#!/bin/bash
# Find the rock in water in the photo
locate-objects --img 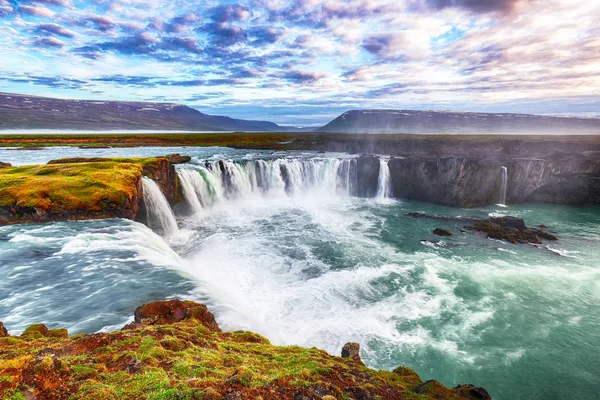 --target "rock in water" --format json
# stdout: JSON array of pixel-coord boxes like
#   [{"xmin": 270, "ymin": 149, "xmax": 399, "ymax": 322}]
[
  {"xmin": 467, "ymin": 216, "xmax": 558, "ymax": 244},
  {"xmin": 433, "ymin": 228, "xmax": 453, "ymax": 236}
]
